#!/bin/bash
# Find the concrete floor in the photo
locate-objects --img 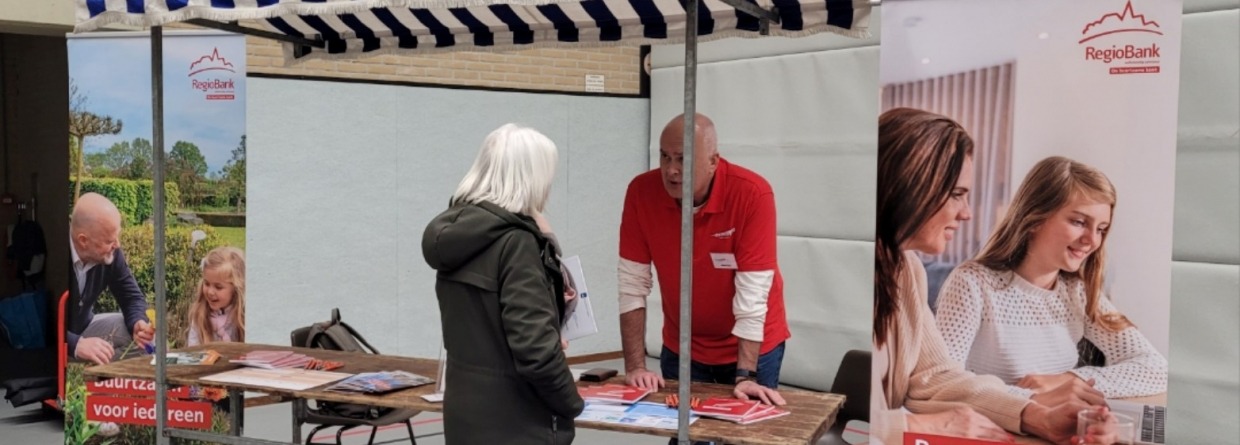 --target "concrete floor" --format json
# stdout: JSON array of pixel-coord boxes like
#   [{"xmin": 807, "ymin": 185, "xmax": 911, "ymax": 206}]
[{"xmin": 1, "ymin": 357, "xmax": 868, "ymax": 444}]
